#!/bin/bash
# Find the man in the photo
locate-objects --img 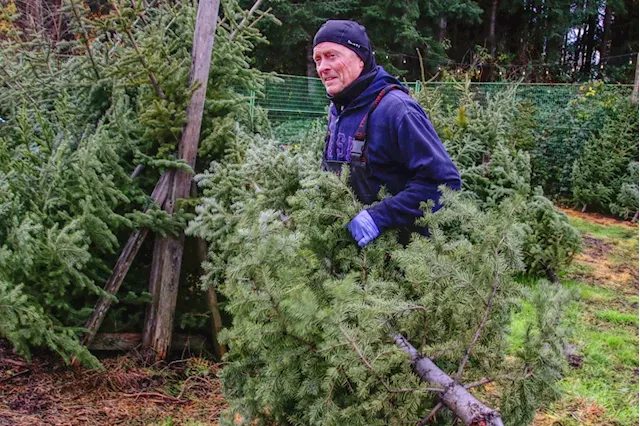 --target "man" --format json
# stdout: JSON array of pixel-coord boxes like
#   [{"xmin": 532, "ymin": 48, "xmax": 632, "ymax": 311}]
[{"xmin": 312, "ymin": 20, "xmax": 461, "ymax": 247}]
